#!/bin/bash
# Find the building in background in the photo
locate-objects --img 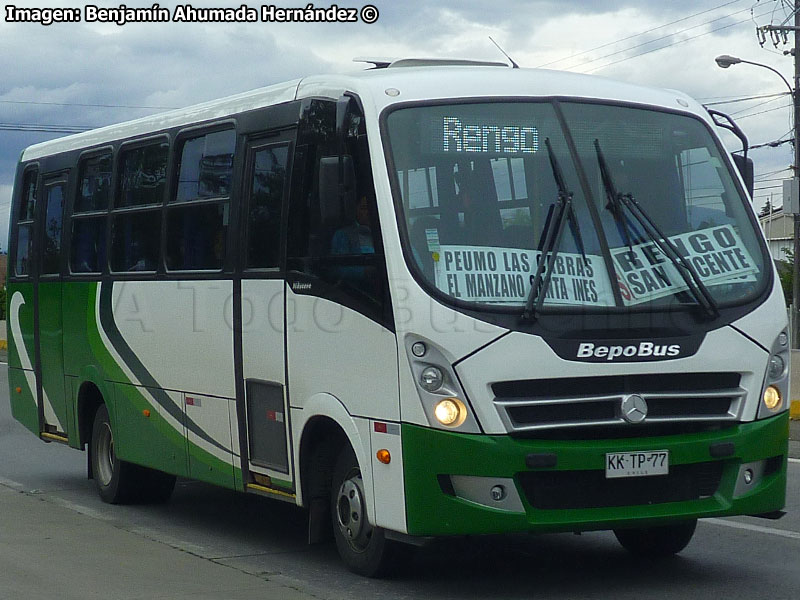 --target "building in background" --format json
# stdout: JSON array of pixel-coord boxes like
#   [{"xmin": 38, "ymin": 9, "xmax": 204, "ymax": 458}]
[{"xmin": 760, "ymin": 206, "xmax": 793, "ymax": 263}]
